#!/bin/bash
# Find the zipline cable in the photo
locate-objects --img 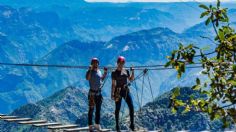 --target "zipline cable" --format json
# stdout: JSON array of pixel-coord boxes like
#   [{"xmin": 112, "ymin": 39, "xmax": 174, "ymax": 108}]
[
  {"xmin": 133, "ymin": 79, "xmax": 142, "ymax": 111},
  {"xmin": 0, "ymin": 62, "xmax": 204, "ymax": 71},
  {"xmin": 147, "ymin": 70, "xmax": 155, "ymax": 103},
  {"xmin": 0, "ymin": 50, "xmax": 215, "ymax": 70},
  {"xmin": 140, "ymin": 71, "xmax": 145, "ymax": 111}
]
